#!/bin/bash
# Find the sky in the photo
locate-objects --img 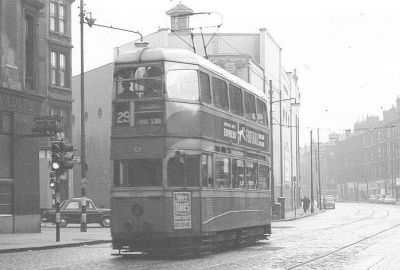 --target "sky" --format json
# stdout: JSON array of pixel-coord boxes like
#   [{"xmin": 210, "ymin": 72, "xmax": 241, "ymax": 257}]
[{"xmin": 71, "ymin": 0, "xmax": 400, "ymax": 145}]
